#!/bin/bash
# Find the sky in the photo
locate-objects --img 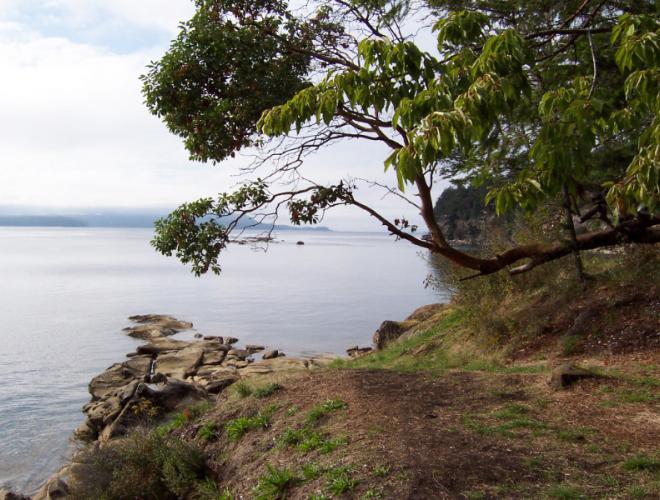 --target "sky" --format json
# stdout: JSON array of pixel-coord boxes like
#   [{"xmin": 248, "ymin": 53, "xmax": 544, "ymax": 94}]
[{"xmin": 0, "ymin": 0, "xmax": 444, "ymax": 230}]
